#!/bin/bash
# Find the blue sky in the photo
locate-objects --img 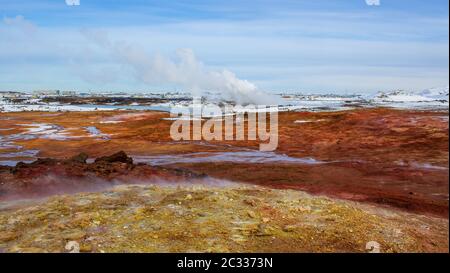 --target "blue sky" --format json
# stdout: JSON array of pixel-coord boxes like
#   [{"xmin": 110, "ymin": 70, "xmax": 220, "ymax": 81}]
[{"xmin": 0, "ymin": 0, "xmax": 448, "ymax": 94}]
